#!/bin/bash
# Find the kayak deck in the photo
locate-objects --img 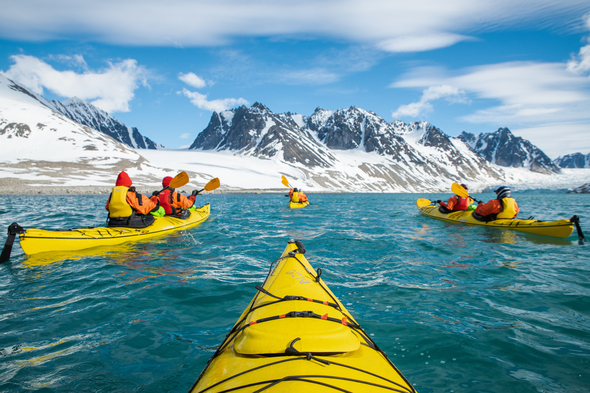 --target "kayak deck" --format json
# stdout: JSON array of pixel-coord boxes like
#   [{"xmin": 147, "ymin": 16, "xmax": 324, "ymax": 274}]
[
  {"xmin": 18, "ymin": 204, "xmax": 210, "ymax": 255},
  {"xmin": 417, "ymin": 199, "xmax": 574, "ymax": 238},
  {"xmin": 189, "ymin": 240, "xmax": 415, "ymax": 393},
  {"xmin": 289, "ymin": 201, "xmax": 309, "ymax": 209}
]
